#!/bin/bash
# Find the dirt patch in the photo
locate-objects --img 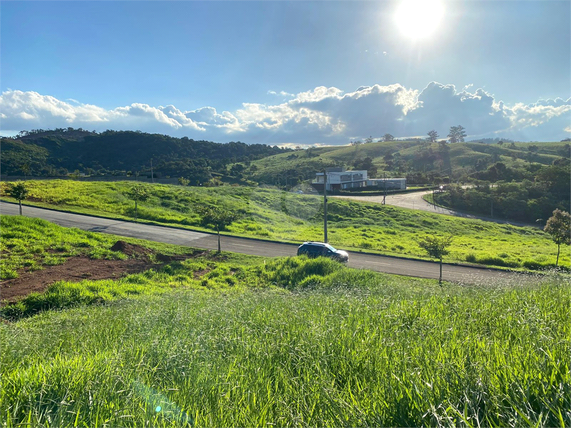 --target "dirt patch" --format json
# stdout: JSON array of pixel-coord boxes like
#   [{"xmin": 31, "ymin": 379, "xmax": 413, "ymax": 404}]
[
  {"xmin": 111, "ymin": 240, "xmax": 153, "ymax": 258},
  {"xmin": 0, "ymin": 241, "xmax": 207, "ymax": 305},
  {"xmin": 193, "ymin": 268, "xmax": 211, "ymax": 279},
  {"xmin": 0, "ymin": 256, "xmax": 153, "ymax": 305}
]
